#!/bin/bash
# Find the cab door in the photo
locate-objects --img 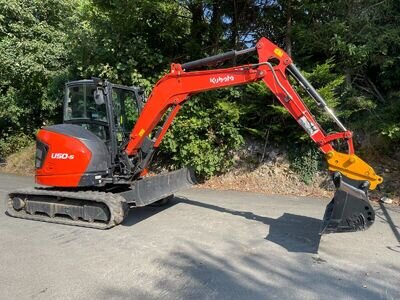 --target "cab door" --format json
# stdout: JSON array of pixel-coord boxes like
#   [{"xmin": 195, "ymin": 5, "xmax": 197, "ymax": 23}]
[
  {"xmin": 64, "ymin": 80, "xmax": 110, "ymax": 143},
  {"xmin": 110, "ymin": 85, "xmax": 140, "ymax": 148}
]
